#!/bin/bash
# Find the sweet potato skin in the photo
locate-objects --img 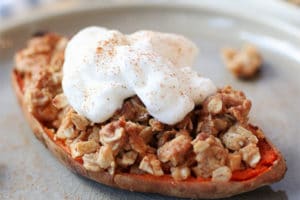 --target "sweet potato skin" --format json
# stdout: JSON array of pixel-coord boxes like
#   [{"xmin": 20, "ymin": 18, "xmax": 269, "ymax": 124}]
[{"xmin": 11, "ymin": 70, "xmax": 286, "ymax": 199}]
